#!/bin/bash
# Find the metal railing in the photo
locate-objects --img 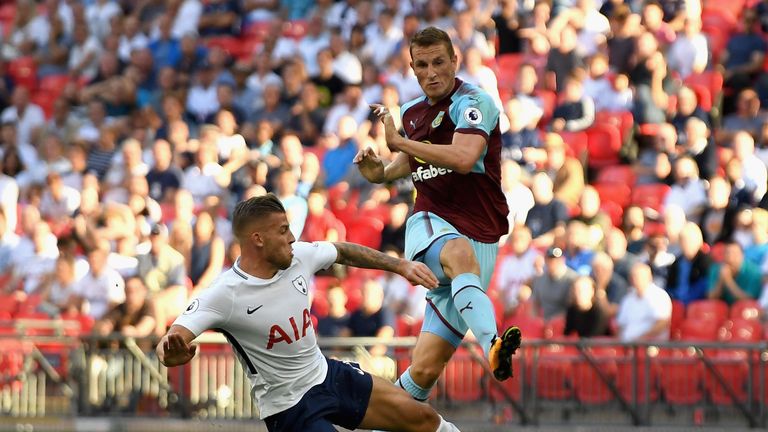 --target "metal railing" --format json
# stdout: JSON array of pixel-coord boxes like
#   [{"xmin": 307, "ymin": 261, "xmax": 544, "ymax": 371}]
[{"xmin": 1, "ymin": 332, "xmax": 766, "ymax": 428}]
